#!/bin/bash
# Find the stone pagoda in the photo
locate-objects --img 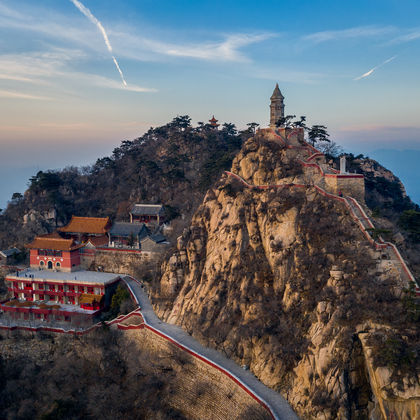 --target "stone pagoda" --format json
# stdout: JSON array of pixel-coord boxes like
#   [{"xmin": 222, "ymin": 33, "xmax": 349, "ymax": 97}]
[{"xmin": 269, "ymin": 83, "xmax": 285, "ymax": 128}]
